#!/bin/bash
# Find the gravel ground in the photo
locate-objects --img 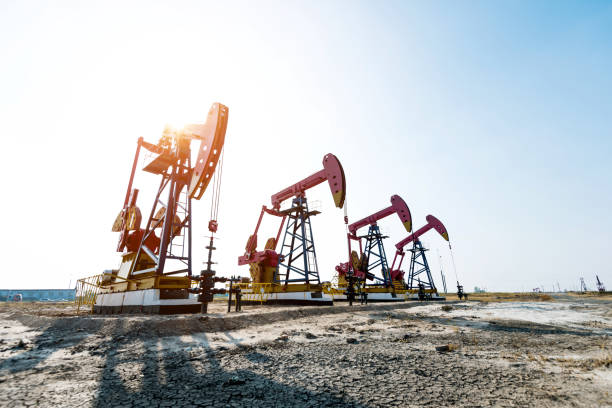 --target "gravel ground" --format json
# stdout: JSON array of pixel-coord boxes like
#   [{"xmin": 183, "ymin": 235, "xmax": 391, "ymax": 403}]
[{"xmin": 0, "ymin": 298, "xmax": 611, "ymax": 407}]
